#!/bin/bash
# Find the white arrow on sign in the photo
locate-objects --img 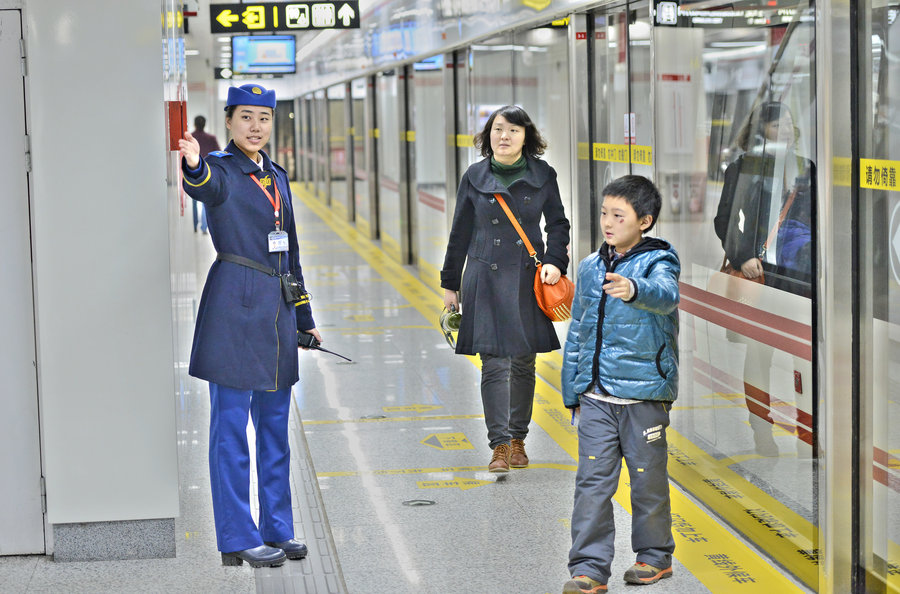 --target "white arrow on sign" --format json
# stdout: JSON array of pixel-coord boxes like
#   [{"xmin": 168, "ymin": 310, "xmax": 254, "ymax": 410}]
[{"xmin": 337, "ymin": 3, "xmax": 355, "ymax": 26}]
